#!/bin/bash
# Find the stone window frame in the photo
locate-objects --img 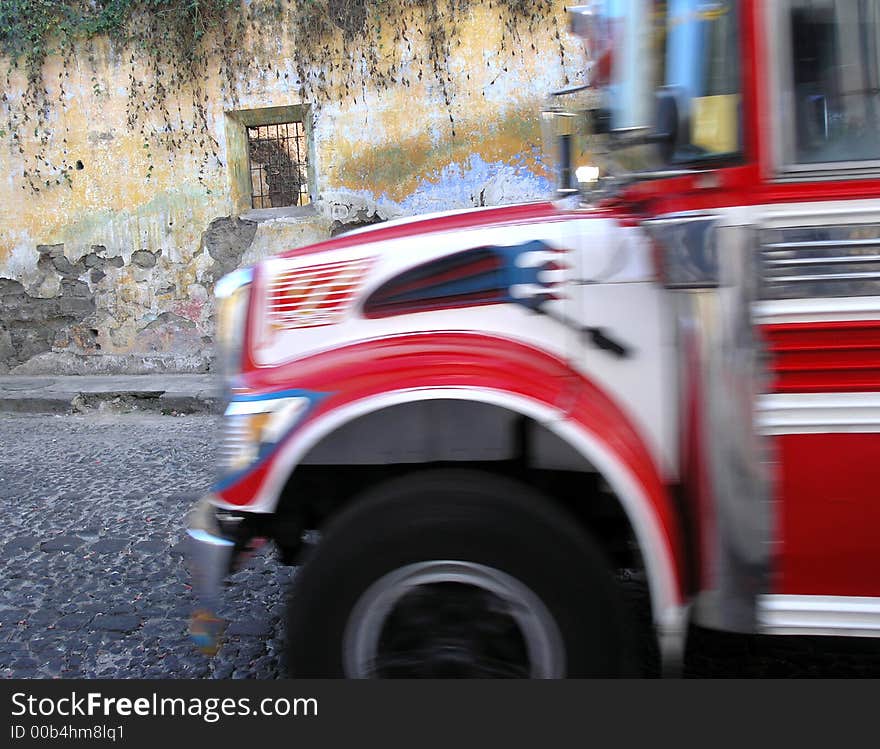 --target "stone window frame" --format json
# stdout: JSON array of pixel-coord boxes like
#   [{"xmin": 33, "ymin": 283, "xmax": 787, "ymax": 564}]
[{"xmin": 225, "ymin": 104, "xmax": 316, "ymax": 218}]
